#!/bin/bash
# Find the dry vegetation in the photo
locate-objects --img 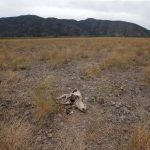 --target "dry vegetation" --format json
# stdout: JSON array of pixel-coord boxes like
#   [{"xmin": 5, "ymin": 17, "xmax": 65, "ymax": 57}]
[
  {"xmin": 80, "ymin": 63, "xmax": 101, "ymax": 79},
  {"xmin": 31, "ymin": 75, "xmax": 61, "ymax": 121},
  {"xmin": 125, "ymin": 124, "xmax": 150, "ymax": 150},
  {"xmin": 0, "ymin": 119, "xmax": 33, "ymax": 150},
  {"xmin": 11, "ymin": 56, "xmax": 30, "ymax": 71},
  {"xmin": 0, "ymin": 37, "xmax": 150, "ymax": 150},
  {"xmin": 1, "ymin": 38, "xmax": 149, "ymax": 82}
]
